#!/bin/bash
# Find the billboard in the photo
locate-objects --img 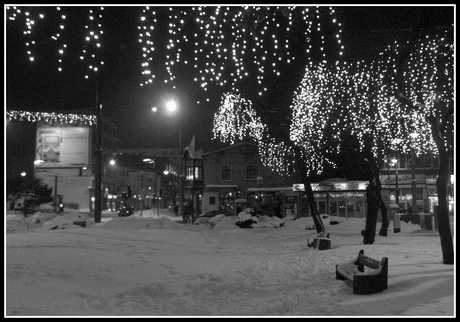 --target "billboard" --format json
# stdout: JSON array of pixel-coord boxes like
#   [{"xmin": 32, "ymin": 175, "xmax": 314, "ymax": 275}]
[{"xmin": 35, "ymin": 126, "xmax": 90, "ymax": 167}]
